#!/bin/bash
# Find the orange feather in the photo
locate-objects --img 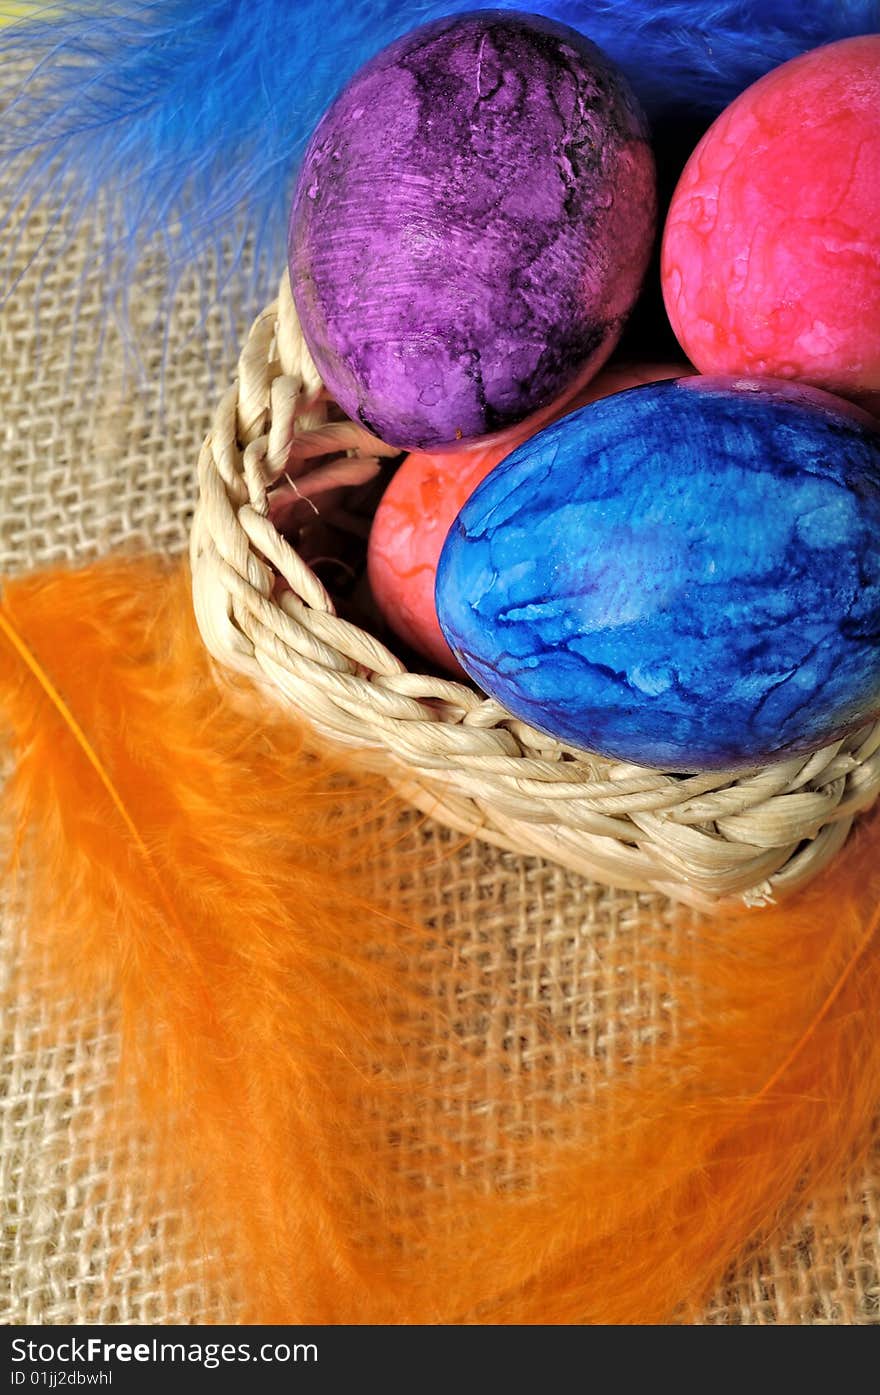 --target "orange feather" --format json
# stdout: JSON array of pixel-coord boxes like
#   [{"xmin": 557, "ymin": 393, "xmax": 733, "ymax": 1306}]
[{"xmin": 1, "ymin": 554, "xmax": 878, "ymax": 1323}]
